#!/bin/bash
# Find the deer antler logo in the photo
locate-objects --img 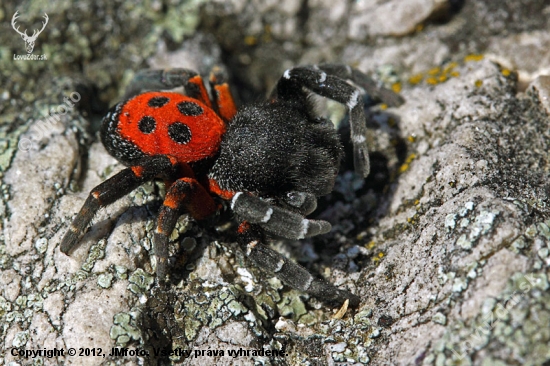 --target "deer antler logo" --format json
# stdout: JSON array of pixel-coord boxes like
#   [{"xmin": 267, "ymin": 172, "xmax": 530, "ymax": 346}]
[{"xmin": 11, "ymin": 11, "xmax": 49, "ymax": 54}]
